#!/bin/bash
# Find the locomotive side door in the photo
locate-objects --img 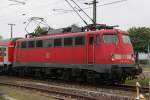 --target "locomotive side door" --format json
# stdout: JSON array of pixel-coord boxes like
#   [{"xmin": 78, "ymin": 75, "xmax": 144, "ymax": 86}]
[{"xmin": 87, "ymin": 34, "xmax": 95, "ymax": 64}]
